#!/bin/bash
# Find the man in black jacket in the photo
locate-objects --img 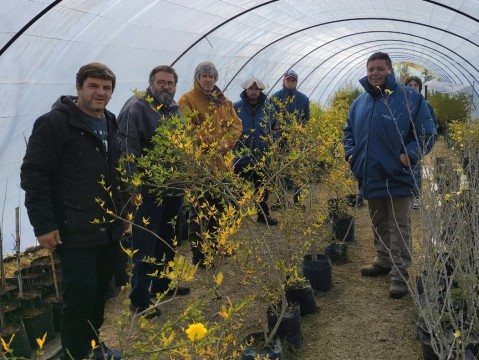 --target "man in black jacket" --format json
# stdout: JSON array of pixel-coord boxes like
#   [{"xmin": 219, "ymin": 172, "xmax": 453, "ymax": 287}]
[
  {"xmin": 21, "ymin": 63, "xmax": 122, "ymax": 360},
  {"xmin": 117, "ymin": 65, "xmax": 189, "ymax": 319}
]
